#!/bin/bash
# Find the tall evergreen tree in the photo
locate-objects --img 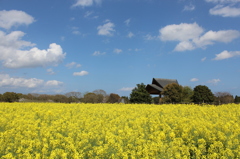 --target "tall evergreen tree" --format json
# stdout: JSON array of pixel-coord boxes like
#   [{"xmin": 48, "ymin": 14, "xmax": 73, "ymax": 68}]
[
  {"xmin": 192, "ymin": 85, "xmax": 214, "ymax": 104},
  {"xmin": 130, "ymin": 83, "xmax": 152, "ymax": 104}
]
